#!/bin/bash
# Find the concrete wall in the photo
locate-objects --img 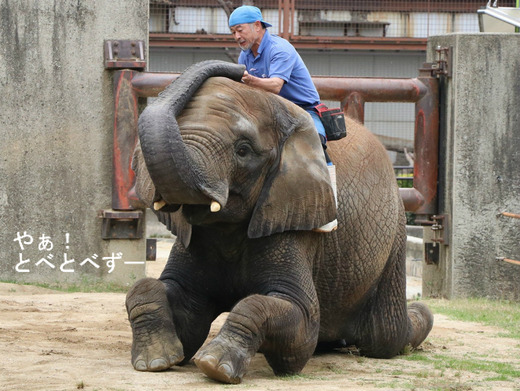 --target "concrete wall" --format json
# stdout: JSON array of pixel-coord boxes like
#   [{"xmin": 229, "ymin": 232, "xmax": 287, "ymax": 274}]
[
  {"xmin": 423, "ymin": 33, "xmax": 520, "ymax": 300},
  {"xmin": 0, "ymin": 0, "xmax": 148, "ymax": 287}
]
